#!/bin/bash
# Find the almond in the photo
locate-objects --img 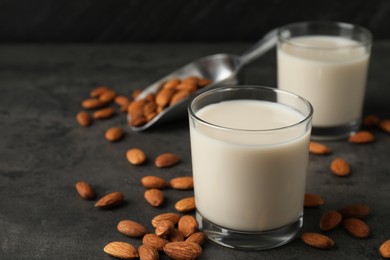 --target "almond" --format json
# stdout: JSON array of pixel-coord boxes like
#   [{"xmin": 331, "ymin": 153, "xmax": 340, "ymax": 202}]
[
  {"xmin": 105, "ymin": 127, "xmax": 124, "ymax": 142},
  {"xmin": 175, "ymin": 197, "xmax": 196, "ymax": 212},
  {"xmin": 309, "ymin": 141, "xmax": 331, "ymax": 155},
  {"xmin": 155, "ymin": 88, "xmax": 176, "ymax": 107},
  {"xmin": 141, "ymin": 176, "xmax": 168, "ymax": 189},
  {"xmin": 155, "ymin": 153, "xmax": 180, "ymax": 168},
  {"xmin": 132, "ymin": 89, "xmax": 142, "ymax": 99},
  {"xmin": 152, "ymin": 213, "xmax": 181, "ymax": 228},
  {"xmin": 103, "ymin": 241, "xmax": 138, "ymax": 259},
  {"xmin": 90, "ymin": 86, "xmax": 109, "ymax": 98},
  {"xmin": 175, "ymin": 83, "xmax": 197, "ymax": 93},
  {"xmin": 379, "ymin": 240, "xmax": 390, "ymax": 258},
  {"xmin": 163, "ymin": 78, "xmax": 181, "ymax": 90},
  {"xmin": 363, "ymin": 114, "xmax": 380, "ymax": 127},
  {"xmin": 342, "ymin": 218, "xmax": 370, "ymax": 238},
  {"xmin": 330, "ymin": 158, "xmax": 351, "ymax": 177},
  {"xmin": 126, "ymin": 148, "xmax": 147, "ymax": 165},
  {"xmin": 129, "ymin": 115, "xmax": 148, "ymax": 127},
  {"xmin": 142, "ymin": 234, "xmax": 169, "ymax": 251},
  {"xmin": 143, "ymin": 101, "xmax": 157, "ymax": 116},
  {"xmin": 75, "ymin": 181, "xmax": 95, "ymax": 200},
  {"xmin": 94, "ymin": 191, "xmax": 124, "ymax": 208},
  {"xmin": 144, "ymin": 189, "xmax": 164, "ymax": 207},
  {"xmin": 198, "ymin": 78, "xmax": 212, "ymax": 88},
  {"xmin": 379, "ymin": 119, "xmax": 390, "ymax": 133},
  {"xmin": 128, "ymin": 100, "xmax": 146, "ymax": 118},
  {"xmin": 146, "ymin": 112, "xmax": 157, "ymax": 122},
  {"xmin": 304, "ymin": 193, "xmax": 325, "ymax": 207},
  {"xmin": 170, "ymin": 176, "xmax": 194, "ymax": 190},
  {"xmin": 182, "ymin": 76, "xmax": 199, "ymax": 85},
  {"xmin": 115, "ymin": 95, "xmax": 130, "ymax": 107},
  {"xmin": 319, "ymin": 210, "xmax": 343, "ymax": 231},
  {"xmin": 168, "ymin": 228, "xmax": 185, "ymax": 242},
  {"xmin": 348, "ymin": 131, "xmax": 374, "ymax": 144},
  {"xmin": 301, "ymin": 232, "xmax": 335, "ymax": 249},
  {"xmin": 138, "ymin": 244, "xmax": 159, "ymax": 260},
  {"xmin": 155, "ymin": 220, "xmax": 174, "ymax": 237},
  {"xmin": 170, "ymin": 90, "xmax": 191, "ymax": 106},
  {"xmin": 93, "ymin": 107, "xmax": 115, "ymax": 119},
  {"xmin": 338, "ymin": 204, "xmax": 371, "ymax": 219},
  {"xmin": 82, "ymin": 98, "xmax": 105, "ymax": 109},
  {"xmin": 178, "ymin": 215, "xmax": 198, "ymax": 238},
  {"xmin": 163, "ymin": 242, "xmax": 202, "ymax": 260},
  {"xmin": 99, "ymin": 89, "xmax": 116, "ymax": 103},
  {"xmin": 76, "ymin": 111, "xmax": 92, "ymax": 127},
  {"xmin": 117, "ymin": 220, "xmax": 148, "ymax": 238},
  {"xmin": 185, "ymin": 232, "xmax": 205, "ymax": 245}
]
